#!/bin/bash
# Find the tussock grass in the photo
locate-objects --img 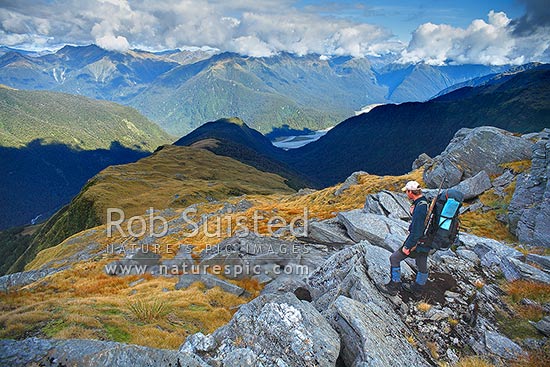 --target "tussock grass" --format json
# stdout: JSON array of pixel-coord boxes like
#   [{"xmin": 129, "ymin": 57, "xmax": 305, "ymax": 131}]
[
  {"xmin": 503, "ymin": 281, "xmax": 550, "ymax": 304},
  {"xmin": 461, "ymin": 187, "xmax": 517, "ymax": 242},
  {"xmin": 128, "ymin": 298, "xmax": 171, "ymax": 323}
]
